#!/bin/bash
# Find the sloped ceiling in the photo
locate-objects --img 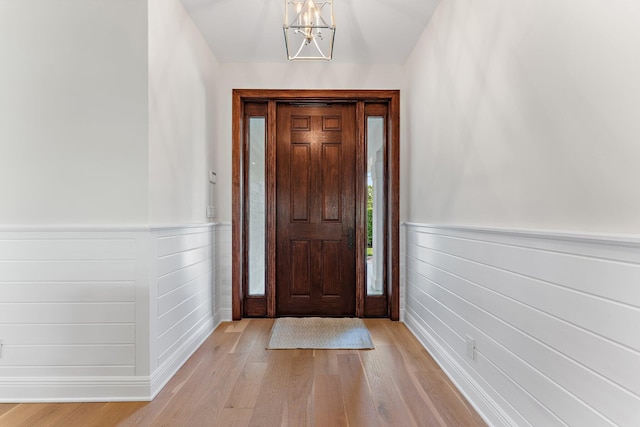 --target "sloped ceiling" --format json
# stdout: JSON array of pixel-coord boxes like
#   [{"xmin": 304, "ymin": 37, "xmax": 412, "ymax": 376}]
[{"xmin": 181, "ymin": 0, "xmax": 441, "ymax": 64}]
